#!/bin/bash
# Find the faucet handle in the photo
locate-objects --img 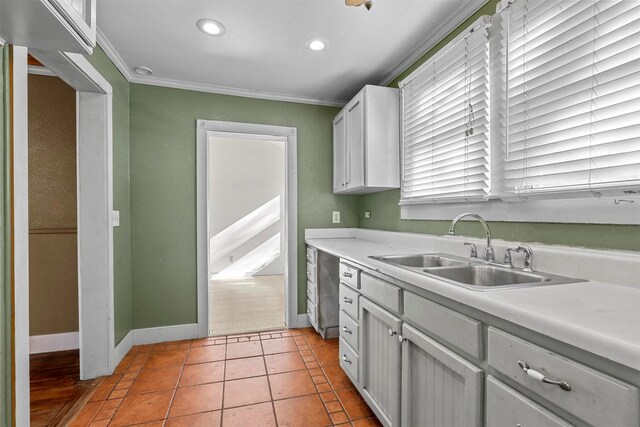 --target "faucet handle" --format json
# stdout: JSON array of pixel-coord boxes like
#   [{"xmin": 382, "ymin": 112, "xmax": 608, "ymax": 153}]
[
  {"xmin": 503, "ymin": 248, "xmax": 518, "ymax": 268},
  {"xmin": 516, "ymin": 245, "xmax": 534, "ymax": 271},
  {"xmin": 464, "ymin": 242, "xmax": 478, "ymax": 259}
]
